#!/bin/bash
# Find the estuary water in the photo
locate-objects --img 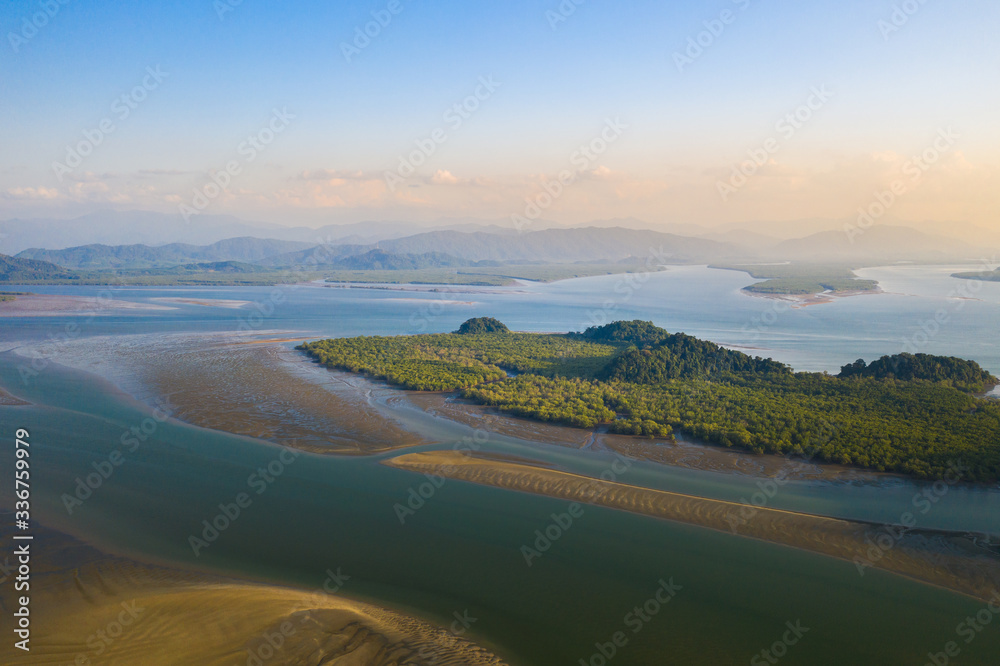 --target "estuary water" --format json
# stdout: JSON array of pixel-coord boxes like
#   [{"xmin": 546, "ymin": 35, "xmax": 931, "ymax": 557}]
[{"xmin": 1, "ymin": 265, "xmax": 998, "ymax": 664}]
